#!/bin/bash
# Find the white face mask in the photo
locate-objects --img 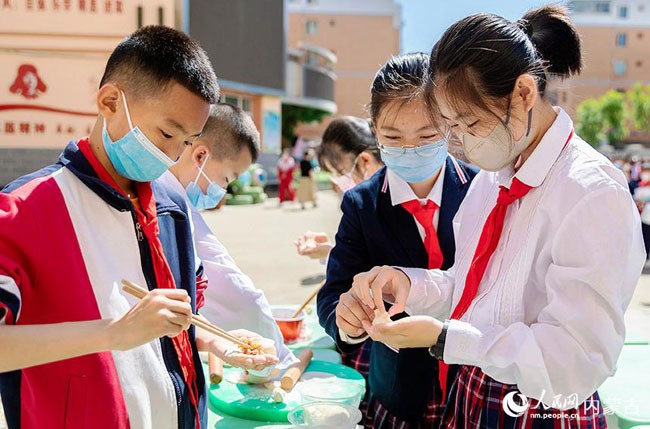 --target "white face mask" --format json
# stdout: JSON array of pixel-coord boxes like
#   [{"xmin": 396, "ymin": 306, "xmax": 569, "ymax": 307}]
[{"xmin": 459, "ymin": 106, "xmax": 534, "ymax": 172}]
